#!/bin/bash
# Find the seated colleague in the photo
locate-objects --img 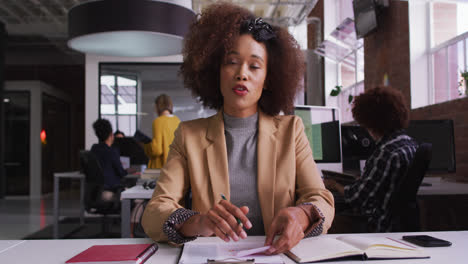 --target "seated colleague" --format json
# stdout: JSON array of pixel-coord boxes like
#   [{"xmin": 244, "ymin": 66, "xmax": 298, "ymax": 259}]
[
  {"xmin": 144, "ymin": 94, "xmax": 181, "ymax": 169},
  {"xmin": 114, "ymin": 130, "xmax": 125, "ymax": 138},
  {"xmin": 324, "ymin": 86, "xmax": 418, "ymax": 232},
  {"xmin": 91, "ymin": 119, "xmax": 128, "ymax": 195},
  {"xmin": 142, "ymin": 3, "xmax": 334, "ymax": 255}
]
